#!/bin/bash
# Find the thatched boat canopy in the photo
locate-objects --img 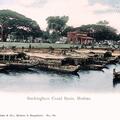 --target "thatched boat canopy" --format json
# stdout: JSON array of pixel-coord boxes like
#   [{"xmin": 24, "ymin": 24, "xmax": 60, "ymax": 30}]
[{"xmin": 0, "ymin": 52, "xmax": 18, "ymax": 55}]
